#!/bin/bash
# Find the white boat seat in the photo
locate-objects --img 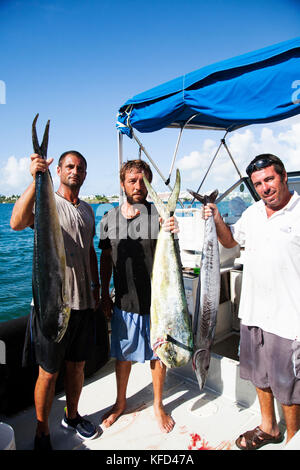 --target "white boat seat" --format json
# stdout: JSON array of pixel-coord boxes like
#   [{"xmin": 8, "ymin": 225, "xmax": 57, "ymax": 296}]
[{"xmin": 176, "ymin": 208, "xmax": 240, "ymax": 269}]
